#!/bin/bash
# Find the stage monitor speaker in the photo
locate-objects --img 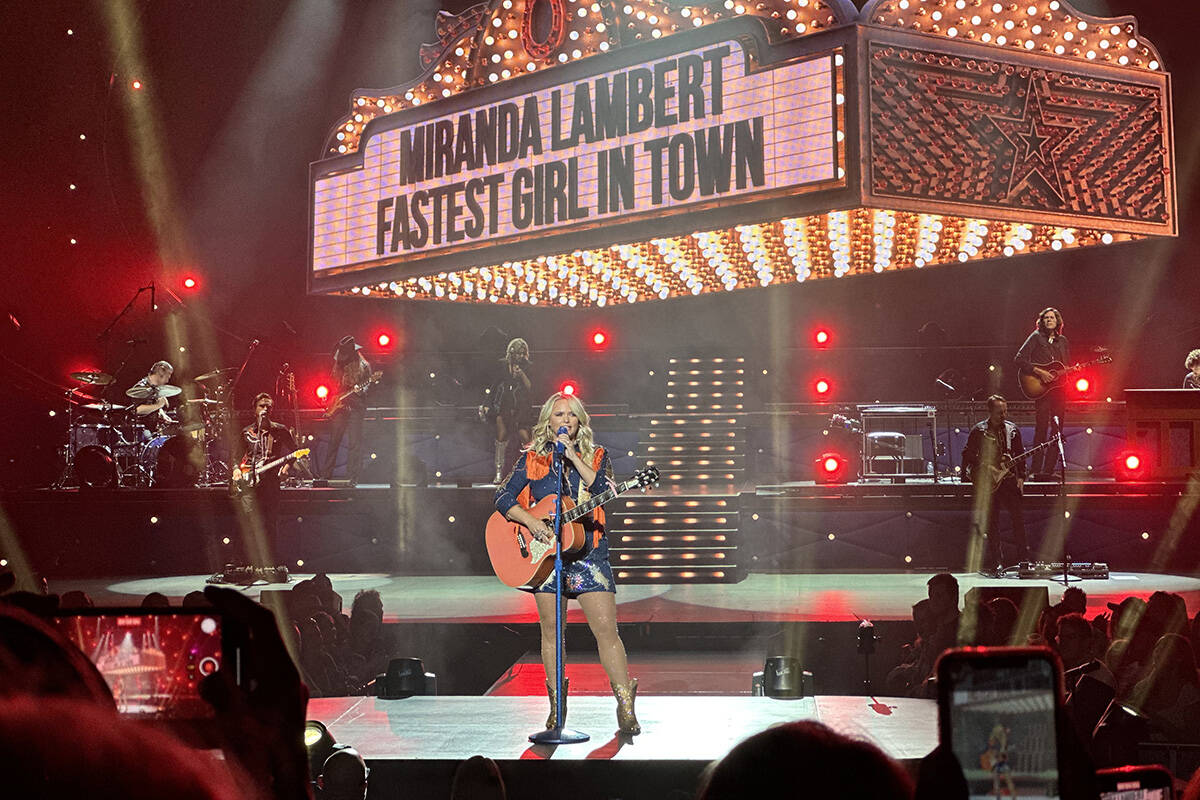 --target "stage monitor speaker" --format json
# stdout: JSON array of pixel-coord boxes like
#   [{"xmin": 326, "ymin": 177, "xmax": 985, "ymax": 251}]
[{"xmin": 965, "ymin": 586, "xmax": 1049, "ymax": 618}]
